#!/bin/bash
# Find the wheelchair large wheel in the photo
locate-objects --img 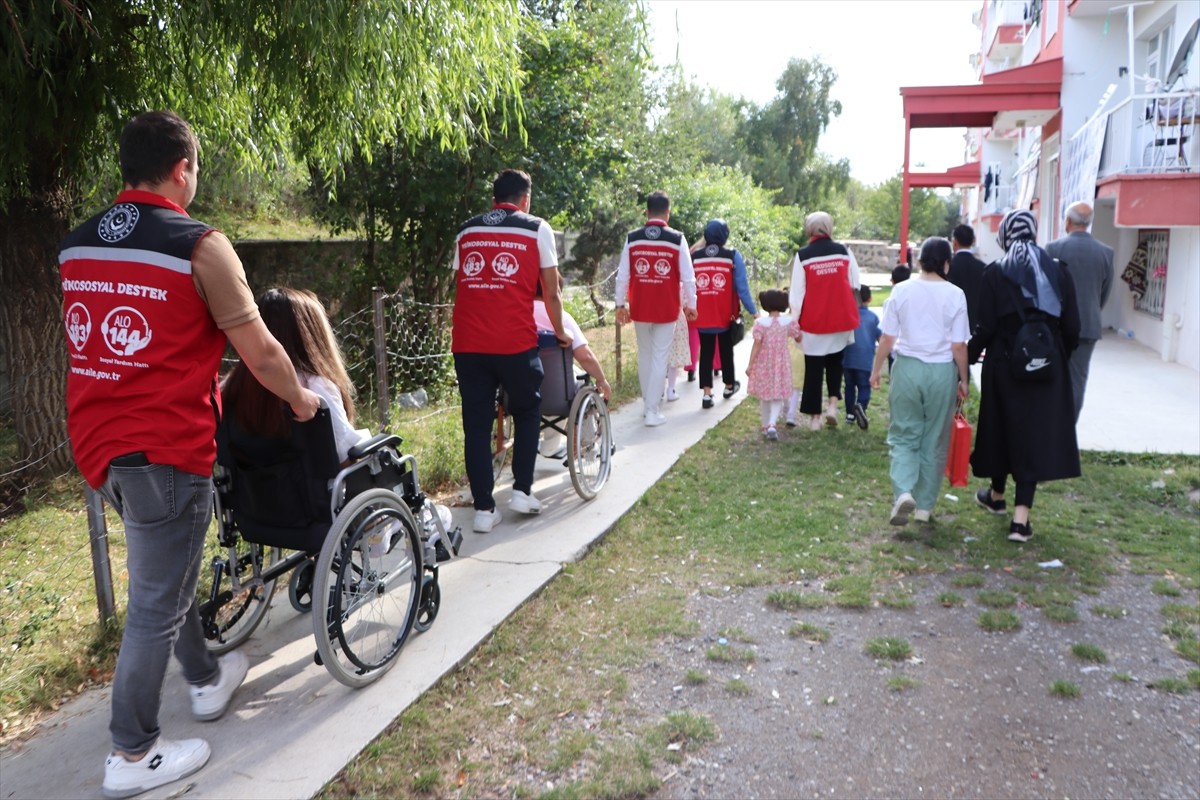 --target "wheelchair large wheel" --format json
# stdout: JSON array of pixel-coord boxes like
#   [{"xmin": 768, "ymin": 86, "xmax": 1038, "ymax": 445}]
[
  {"xmin": 566, "ymin": 386, "xmax": 612, "ymax": 500},
  {"xmin": 492, "ymin": 404, "xmax": 513, "ymax": 482},
  {"xmin": 196, "ymin": 539, "xmax": 282, "ymax": 655},
  {"xmin": 312, "ymin": 489, "xmax": 422, "ymax": 688}
]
